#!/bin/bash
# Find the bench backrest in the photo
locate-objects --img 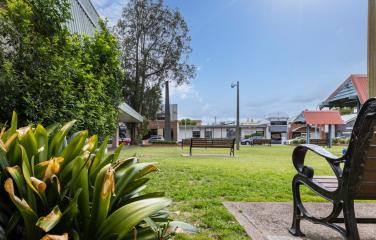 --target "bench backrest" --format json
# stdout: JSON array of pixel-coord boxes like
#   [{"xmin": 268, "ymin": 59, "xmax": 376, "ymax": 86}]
[
  {"xmin": 253, "ymin": 139, "xmax": 271, "ymax": 144},
  {"xmin": 181, "ymin": 139, "xmax": 191, "ymax": 145},
  {"xmin": 310, "ymin": 139, "xmax": 327, "ymax": 145},
  {"xmin": 344, "ymin": 98, "xmax": 376, "ymax": 199},
  {"xmin": 190, "ymin": 138, "xmax": 235, "ymax": 148}
]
